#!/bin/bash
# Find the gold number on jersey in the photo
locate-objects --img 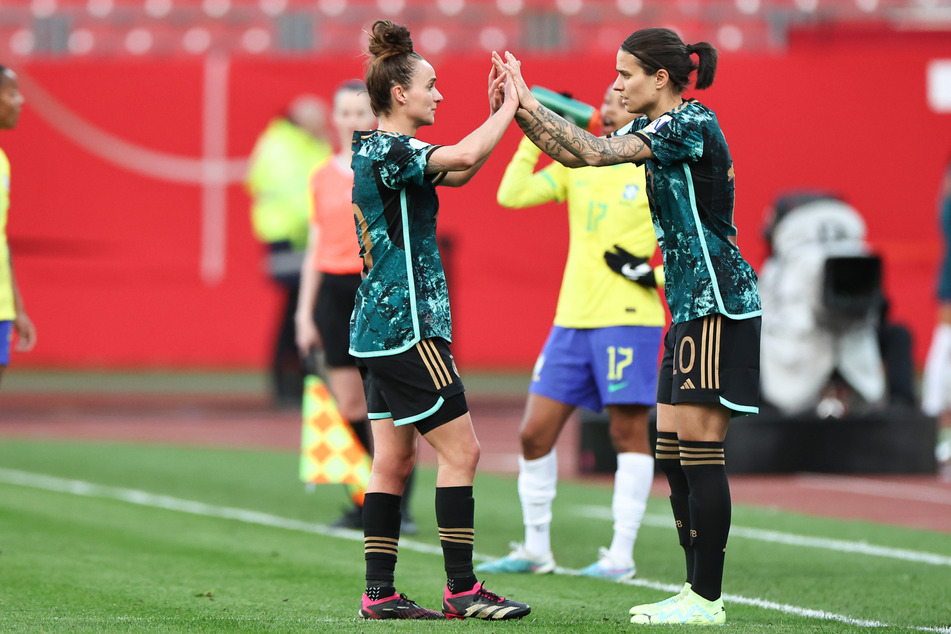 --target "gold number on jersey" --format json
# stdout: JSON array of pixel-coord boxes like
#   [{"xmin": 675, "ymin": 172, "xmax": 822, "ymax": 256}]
[{"xmin": 678, "ymin": 336, "xmax": 696, "ymax": 374}]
